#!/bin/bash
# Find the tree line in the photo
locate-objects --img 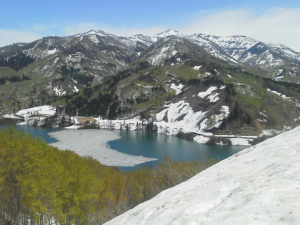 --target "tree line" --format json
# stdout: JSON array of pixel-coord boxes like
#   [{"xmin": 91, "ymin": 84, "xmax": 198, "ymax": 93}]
[{"xmin": 0, "ymin": 53, "xmax": 34, "ymax": 71}]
